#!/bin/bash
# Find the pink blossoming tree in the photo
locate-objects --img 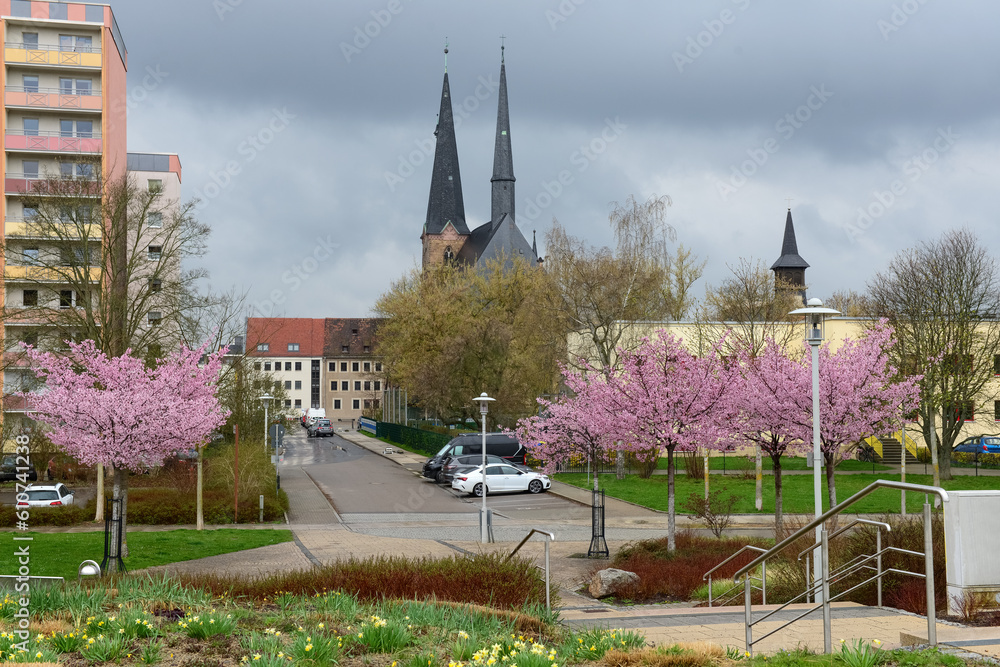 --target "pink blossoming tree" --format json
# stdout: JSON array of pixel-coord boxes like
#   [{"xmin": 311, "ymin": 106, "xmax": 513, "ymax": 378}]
[
  {"xmin": 597, "ymin": 331, "xmax": 734, "ymax": 551},
  {"xmin": 24, "ymin": 340, "xmax": 229, "ymax": 569}
]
